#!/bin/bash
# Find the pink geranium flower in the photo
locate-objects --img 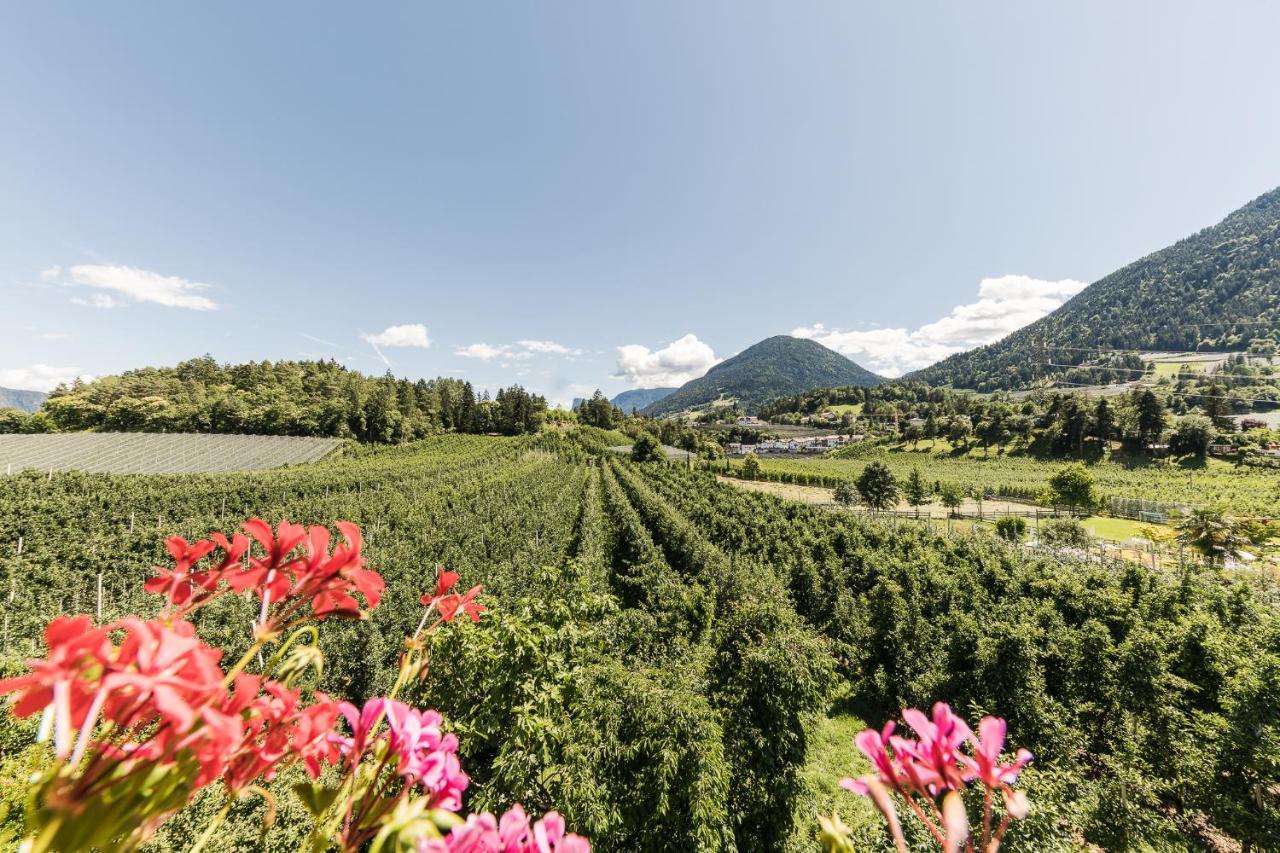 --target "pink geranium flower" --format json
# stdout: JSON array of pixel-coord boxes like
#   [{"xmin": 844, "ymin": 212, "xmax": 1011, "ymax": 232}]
[
  {"xmin": 892, "ymin": 702, "xmax": 972, "ymax": 793},
  {"xmin": 333, "ymin": 697, "xmax": 388, "ymax": 763},
  {"xmin": 963, "ymin": 715, "xmax": 1034, "ymax": 787},
  {"xmin": 421, "ymin": 804, "xmax": 591, "ymax": 852},
  {"xmin": 384, "ymin": 700, "xmax": 469, "ymax": 810}
]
